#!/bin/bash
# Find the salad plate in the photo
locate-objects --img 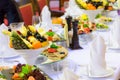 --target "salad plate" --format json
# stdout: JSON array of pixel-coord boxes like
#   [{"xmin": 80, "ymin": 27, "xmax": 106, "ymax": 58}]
[
  {"xmin": 1, "ymin": 64, "xmax": 52, "ymax": 80},
  {"xmin": 39, "ymin": 43, "xmax": 68, "ymax": 65}
]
